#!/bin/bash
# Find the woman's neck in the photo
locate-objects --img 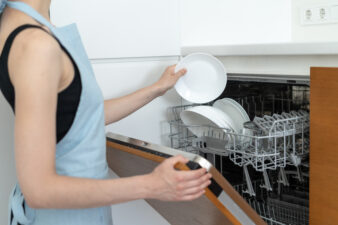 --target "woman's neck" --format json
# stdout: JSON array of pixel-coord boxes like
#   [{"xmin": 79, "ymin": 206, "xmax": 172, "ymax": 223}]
[{"xmin": 11, "ymin": 0, "xmax": 51, "ymax": 20}]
